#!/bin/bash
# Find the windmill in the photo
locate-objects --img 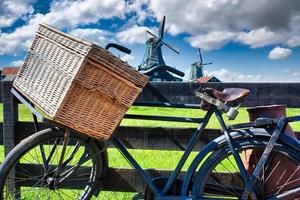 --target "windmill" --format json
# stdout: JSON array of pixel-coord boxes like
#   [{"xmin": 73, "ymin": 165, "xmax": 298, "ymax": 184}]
[
  {"xmin": 138, "ymin": 16, "xmax": 185, "ymax": 82},
  {"xmin": 189, "ymin": 48, "xmax": 213, "ymax": 81}
]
